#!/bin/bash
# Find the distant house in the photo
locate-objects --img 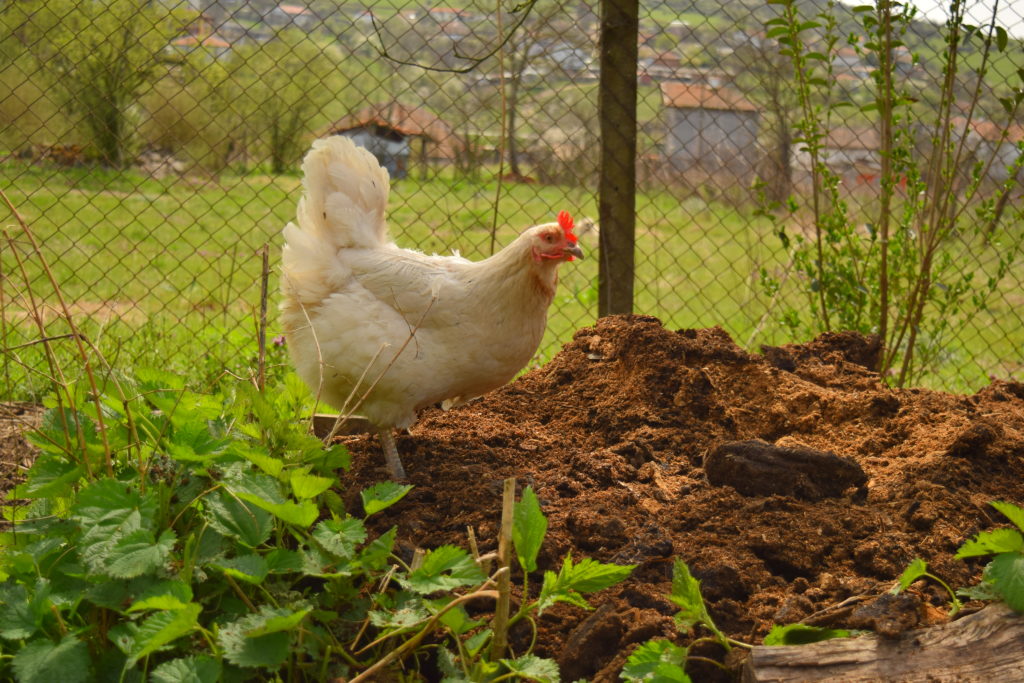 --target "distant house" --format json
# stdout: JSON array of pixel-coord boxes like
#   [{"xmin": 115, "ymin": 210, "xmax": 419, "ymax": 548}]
[
  {"xmin": 267, "ymin": 4, "xmax": 316, "ymax": 30},
  {"xmin": 660, "ymin": 81, "xmax": 760, "ymax": 180},
  {"xmin": 168, "ymin": 13, "xmax": 231, "ymax": 59},
  {"xmin": 320, "ymin": 102, "xmax": 463, "ymax": 178},
  {"xmin": 817, "ymin": 126, "xmax": 881, "ymax": 186}
]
